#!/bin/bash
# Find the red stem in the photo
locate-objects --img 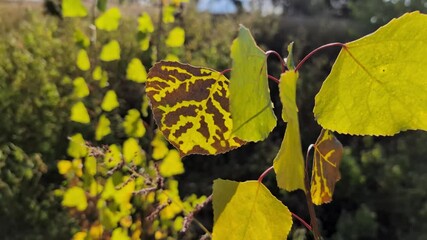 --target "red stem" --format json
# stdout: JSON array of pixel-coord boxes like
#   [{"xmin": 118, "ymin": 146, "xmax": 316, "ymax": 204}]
[
  {"xmin": 268, "ymin": 75, "xmax": 280, "ymax": 84},
  {"xmin": 257, "ymin": 166, "xmax": 274, "ymax": 183},
  {"xmin": 295, "ymin": 42, "xmax": 346, "ymax": 72},
  {"xmin": 291, "ymin": 212, "xmax": 313, "ymax": 232},
  {"xmin": 265, "ymin": 50, "xmax": 286, "ymax": 73},
  {"xmin": 219, "ymin": 68, "xmax": 232, "ymax": 76}
]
